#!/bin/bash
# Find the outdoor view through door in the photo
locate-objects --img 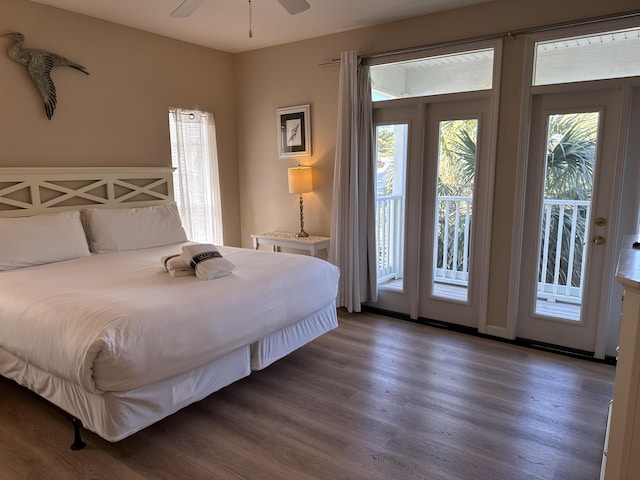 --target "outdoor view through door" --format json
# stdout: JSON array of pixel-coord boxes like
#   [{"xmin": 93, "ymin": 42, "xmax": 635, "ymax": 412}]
[
  {"xmin": 535, "ymin": 112, "xmax": 598, "ymax": 321},
  {"xmin": 432, "ymin": 119, "xmax": 478, "ymax": 303},
  {"xmin": 375, "ymin": 124, "xmax": 407, "ymax": 290},
  {"xmin": 373, "ymin": 118, "xmax": 479, "ymax": 303}
]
